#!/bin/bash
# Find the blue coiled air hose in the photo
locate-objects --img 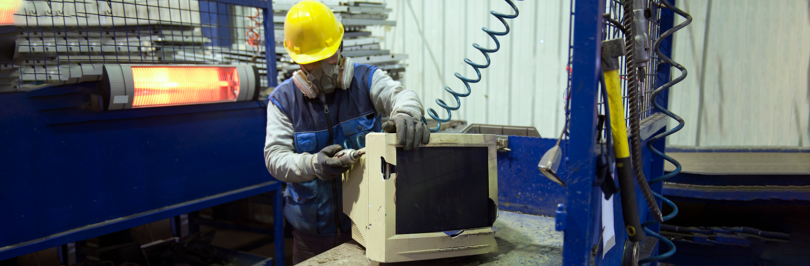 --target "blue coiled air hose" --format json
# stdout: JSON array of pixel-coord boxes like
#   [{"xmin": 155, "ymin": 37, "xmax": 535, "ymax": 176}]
[
  {"xmin": 421, "ymin": 0, "xmax": 519, "ymax": 132},
  {"xmin": 639, "ymin": 0, "xmax": 692, "ymax": 264}
]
